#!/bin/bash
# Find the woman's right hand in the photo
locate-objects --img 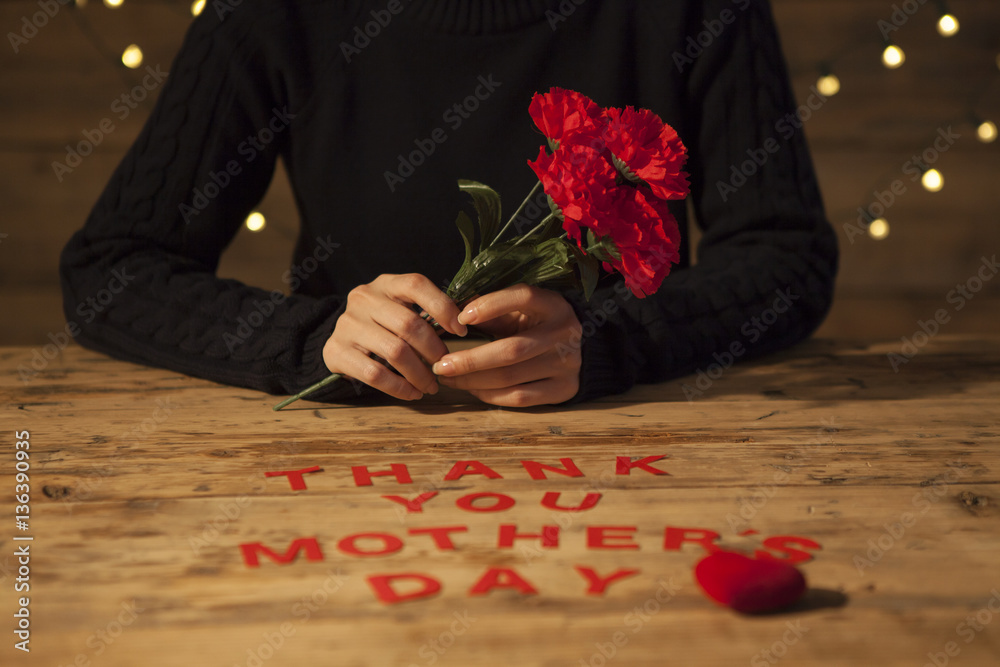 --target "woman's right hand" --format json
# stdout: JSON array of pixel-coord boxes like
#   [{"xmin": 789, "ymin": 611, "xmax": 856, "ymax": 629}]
[{"xmin": 322, "ymin": 273, "xmax": 467, "ymax": 400}]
